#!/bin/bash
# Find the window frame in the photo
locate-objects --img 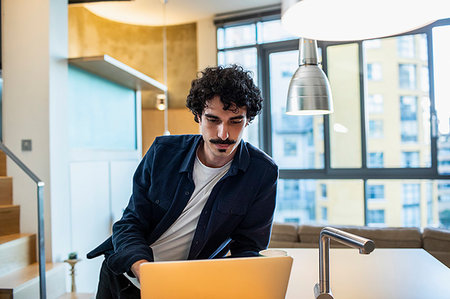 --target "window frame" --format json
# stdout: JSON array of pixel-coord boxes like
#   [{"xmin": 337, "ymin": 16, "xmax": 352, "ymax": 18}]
[{"xmin": 216, "ymin": 14, "xmax": 450, "ymax": 225}]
